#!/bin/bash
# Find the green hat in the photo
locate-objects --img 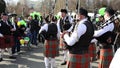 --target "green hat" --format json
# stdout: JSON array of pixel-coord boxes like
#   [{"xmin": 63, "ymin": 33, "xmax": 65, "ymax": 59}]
[
  {"xmin": 98, "ymin": 7, "xmax": 106, "ymax": 16},
  {"xmin": 19, "ymin": 20, "xmax": 27, "ymax": 27},
  {"xmin": 30, "ymin": 11, "xmax": 41, "ymax": 20},
  {"xmin": 24, "ymin": 37, "xmax": 30, "ymax": 41}
]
